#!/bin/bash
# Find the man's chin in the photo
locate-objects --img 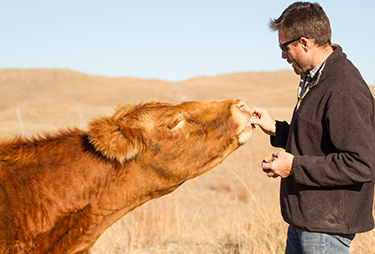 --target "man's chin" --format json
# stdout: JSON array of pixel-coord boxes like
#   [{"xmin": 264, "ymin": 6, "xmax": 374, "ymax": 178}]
[
  {"xmin": 293, "ymin": 69, "xmax": 303, "ymax": 75},
  {"xmin": 292, "ymin": 64, "xmax": 304, "ymax": 75}
]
